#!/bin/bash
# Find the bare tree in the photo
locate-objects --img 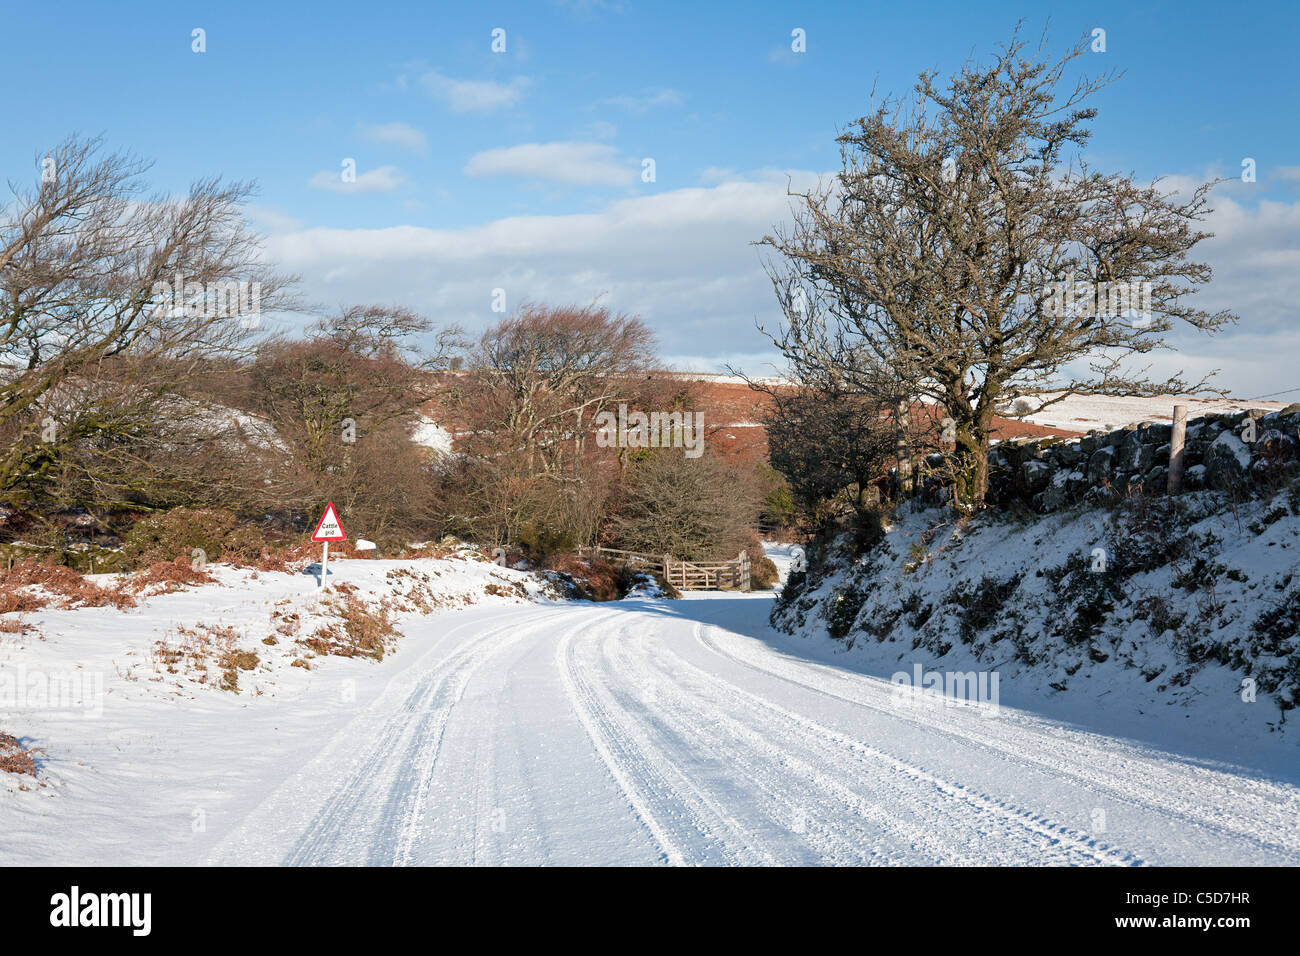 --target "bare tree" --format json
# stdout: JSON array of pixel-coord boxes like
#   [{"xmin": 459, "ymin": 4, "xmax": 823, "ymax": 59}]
[
  {"xmin": 247, "ymin": 305, "xmax": 455, "ymax": 473},
  {"xmin": 313, "ymin": 304, "xmax": 462, "ymax": 370},
  {"xmin": 221, "ymin": 304, "xmax": 462, "ymax": 546},
  {"xmin": 759, "ymin": 30, "xmax": 1233, "ymax": 508},
  {"xmin": 759, "ymin": 374, "xmax": 897, "ymax": 534},
  {"xmin": 437, "ymin": 302, "xmax": 657, "ymax": 546},
  {"xmin": 459, "ymin": 302, "xmax": 656, "ymax": 472},
  {"xmin": 0, "ymin": 136, "xmax": 294, "ymax": 507},
  {"xmin": 612, "ymin": 449, "xmax": 761, "ymax": 561}
]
